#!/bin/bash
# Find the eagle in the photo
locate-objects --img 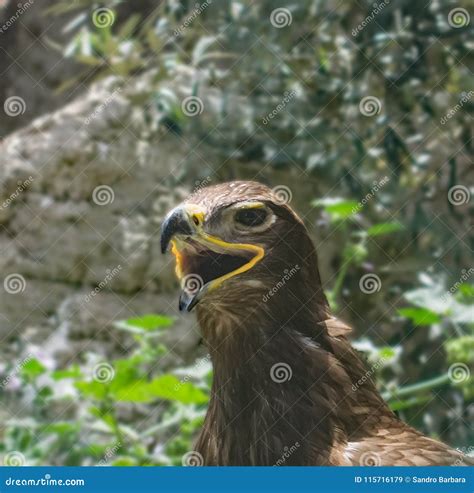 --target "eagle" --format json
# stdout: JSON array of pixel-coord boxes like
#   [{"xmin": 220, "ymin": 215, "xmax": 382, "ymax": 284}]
[{"xmin": 160, "ymin": 181, "xmax": 469, "ymax": 466}]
